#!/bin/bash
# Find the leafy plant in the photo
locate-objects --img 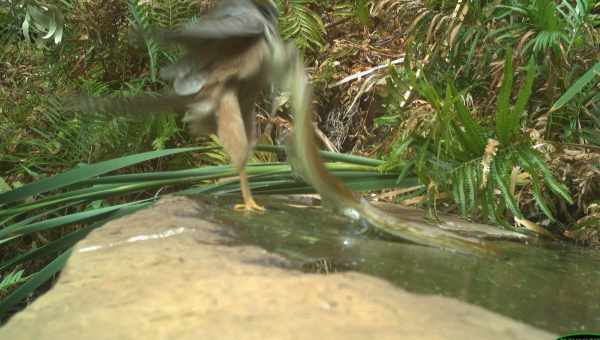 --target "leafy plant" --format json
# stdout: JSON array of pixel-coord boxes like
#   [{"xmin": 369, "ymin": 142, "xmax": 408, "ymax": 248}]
[
  {"xmin": 0, "ymin": 1, "xmax": 69, "ymax": 47},
  {"xmin": 380, "ymin": 50, "xmax": 574, "ymax": 226},
  {"xmin": 548, "ymin": 61, "xmax": 600, "ymax": 144},
  {"xmin": 21, "ymin": 3, "xmax": 65, "ymax": 46},
  {"xmin": 127, "ymin": 0, "xmax": 161, "ymax": 82},
  {"xmin": 147, "ymin": 0, "xmax": 198, "ymax": 28},
  {"xmin": 275, "ymin": 0, "xmax": 326, "ymax": 51},
  {"xmin": 0, "ymin": 270, "xmax": 25, "ymax": 293}
]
